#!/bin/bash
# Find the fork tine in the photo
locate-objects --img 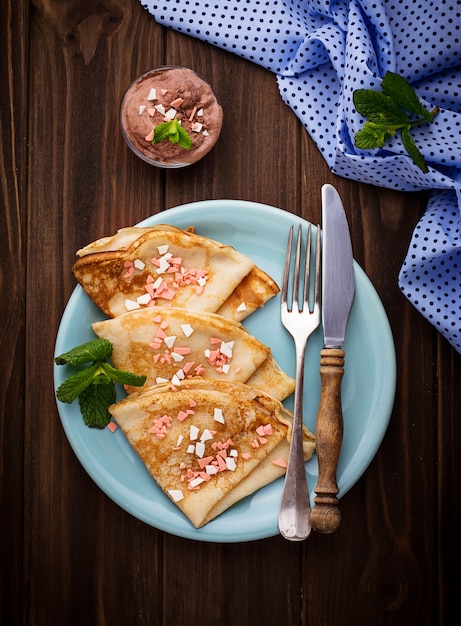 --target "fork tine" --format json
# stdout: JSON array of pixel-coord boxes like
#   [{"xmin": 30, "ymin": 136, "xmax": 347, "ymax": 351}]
[
  {"xmin": 302, "ymin": 225, "xmax": 312, "ymax": 311},
  {"xmin": 281, "ymin": 225, "xmax": 293, "ymax": 306},
  {"xmin": 293, "ymin": 224, "xmax": 302, "ymax": 310}
]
